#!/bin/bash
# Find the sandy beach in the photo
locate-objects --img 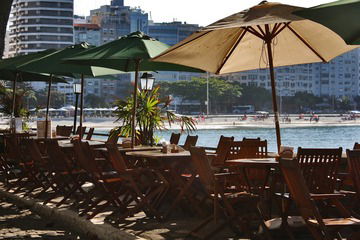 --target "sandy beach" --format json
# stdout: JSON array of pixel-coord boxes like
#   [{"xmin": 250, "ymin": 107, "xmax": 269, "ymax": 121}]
[{"xmin": 1, "ymin": 114, "xmax": 357, "ymax": 131}]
